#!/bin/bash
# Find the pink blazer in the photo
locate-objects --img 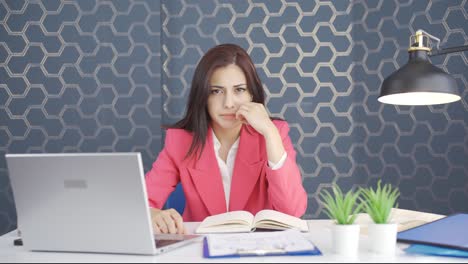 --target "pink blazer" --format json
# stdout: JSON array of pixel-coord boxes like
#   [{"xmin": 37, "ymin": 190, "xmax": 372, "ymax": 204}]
[{"xmin": 145, "ymin": 120, "xmax": 307, "ymax": 221}]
